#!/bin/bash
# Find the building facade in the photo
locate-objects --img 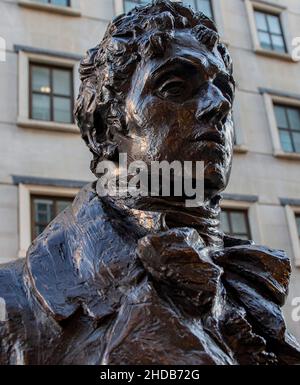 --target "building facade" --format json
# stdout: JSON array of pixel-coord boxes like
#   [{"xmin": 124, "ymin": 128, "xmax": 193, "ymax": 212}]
[{"xmin": 0, "ymin": 0, "xmax": 300, "ymax": 341}]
